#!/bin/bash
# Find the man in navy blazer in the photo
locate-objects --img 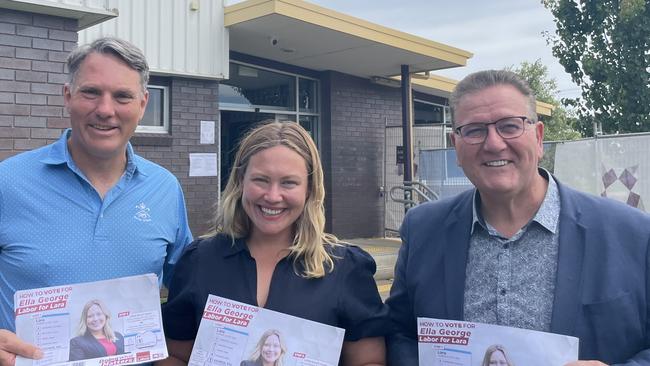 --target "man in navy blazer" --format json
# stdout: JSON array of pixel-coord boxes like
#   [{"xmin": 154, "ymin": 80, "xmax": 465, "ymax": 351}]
[{"xmin": 386, "ymin": 70, "xmax": 650, "ymax": 366}]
